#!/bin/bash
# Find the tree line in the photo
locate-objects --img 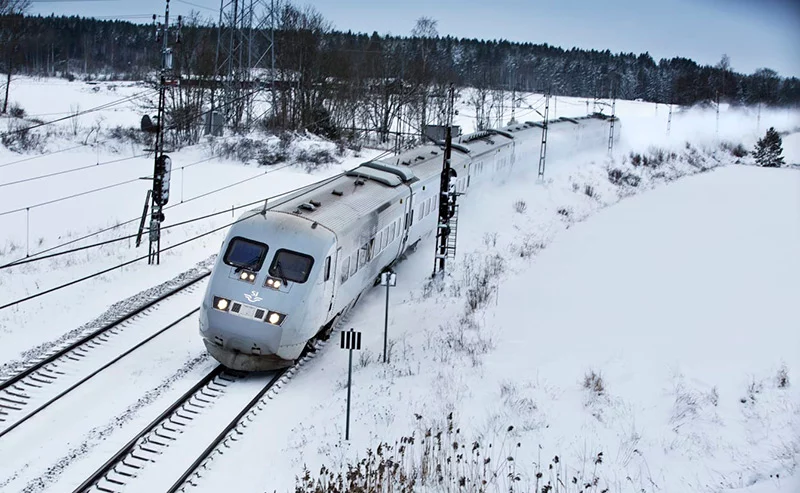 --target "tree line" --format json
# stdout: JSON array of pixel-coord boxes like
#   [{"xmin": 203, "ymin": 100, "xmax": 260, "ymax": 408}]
[{"xmin": 3, "ymin": 2, "xmax": 799, "ymax": 145}]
